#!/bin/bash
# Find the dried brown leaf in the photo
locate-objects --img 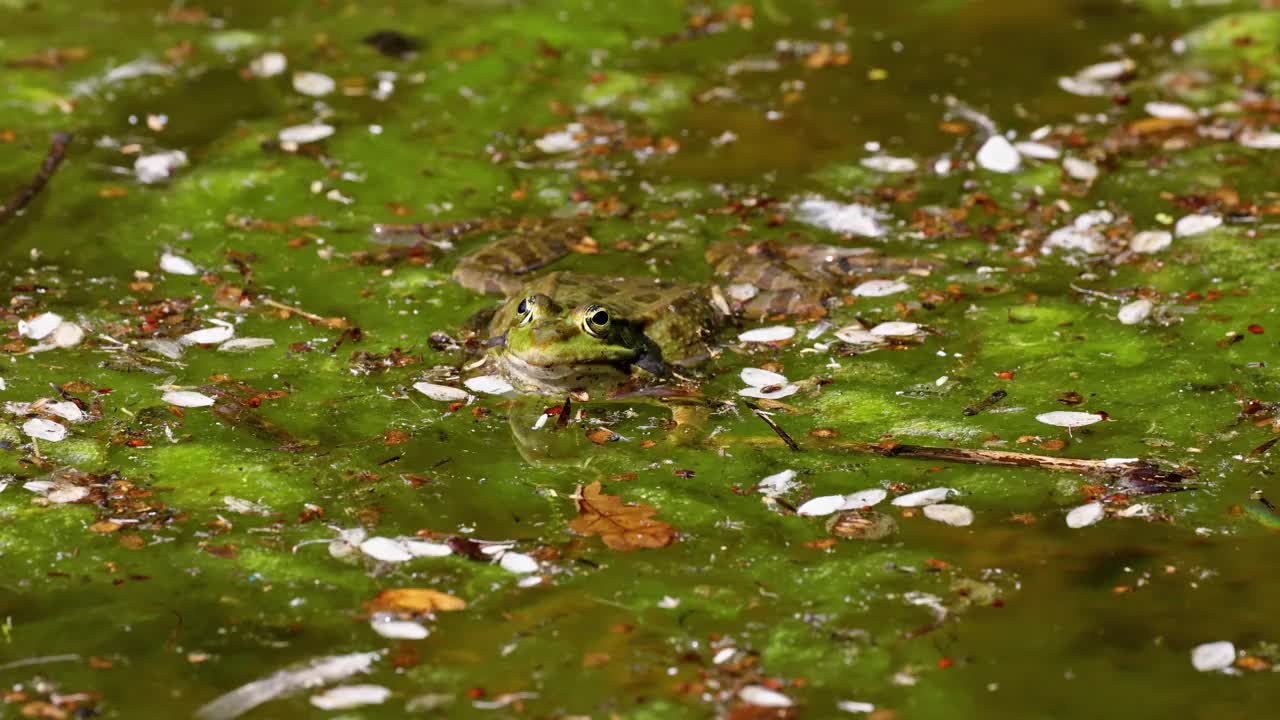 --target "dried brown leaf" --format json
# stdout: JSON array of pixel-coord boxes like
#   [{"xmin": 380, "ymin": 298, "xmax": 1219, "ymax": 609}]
[{"xmin": 569, "ymin": 481, "xmax": 676, "ymax": 551}]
